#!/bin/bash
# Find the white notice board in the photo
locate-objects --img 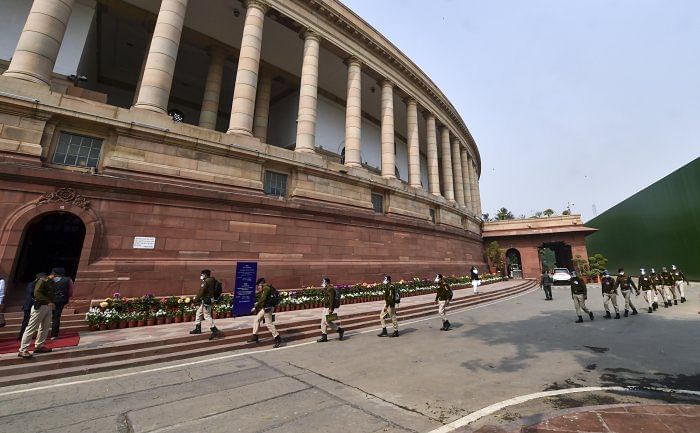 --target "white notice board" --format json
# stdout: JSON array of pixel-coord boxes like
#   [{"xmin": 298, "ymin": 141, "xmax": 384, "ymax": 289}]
[{"xmin": 133, "ymin": 236, "xmax": 156, "ymax": 249}]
